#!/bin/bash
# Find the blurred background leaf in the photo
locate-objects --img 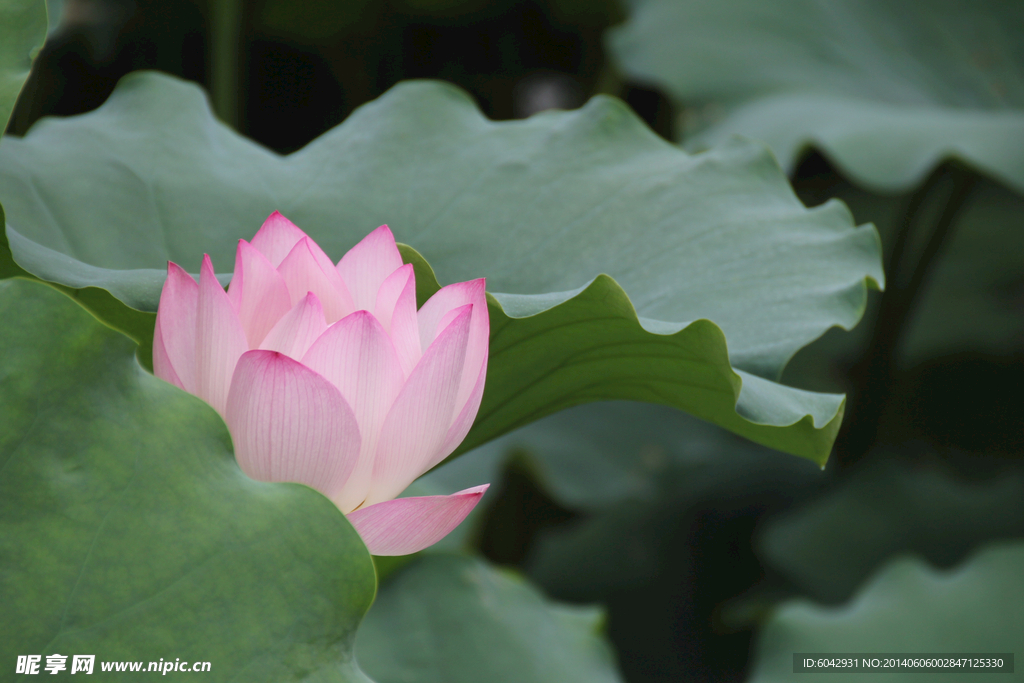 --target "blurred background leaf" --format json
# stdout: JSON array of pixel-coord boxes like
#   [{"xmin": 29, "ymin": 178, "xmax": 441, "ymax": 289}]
[
  {"xmin": 749, "ymin": 542, "xmax": 1024, "ymax": 683},
  {"xmin": 608, "ymin": 0, "xmax": 1024, "ymax": 193},
  {"xmin": 357, "ymin": 554, "xmax": 623, "ymax": 683},
  {"xmin": 758, "ymin": 457, "xmax": 1024, "ymax": 604},
  {"xmin": 0, "ymin": 0, "xmax": 47, "ymax": 129}
]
